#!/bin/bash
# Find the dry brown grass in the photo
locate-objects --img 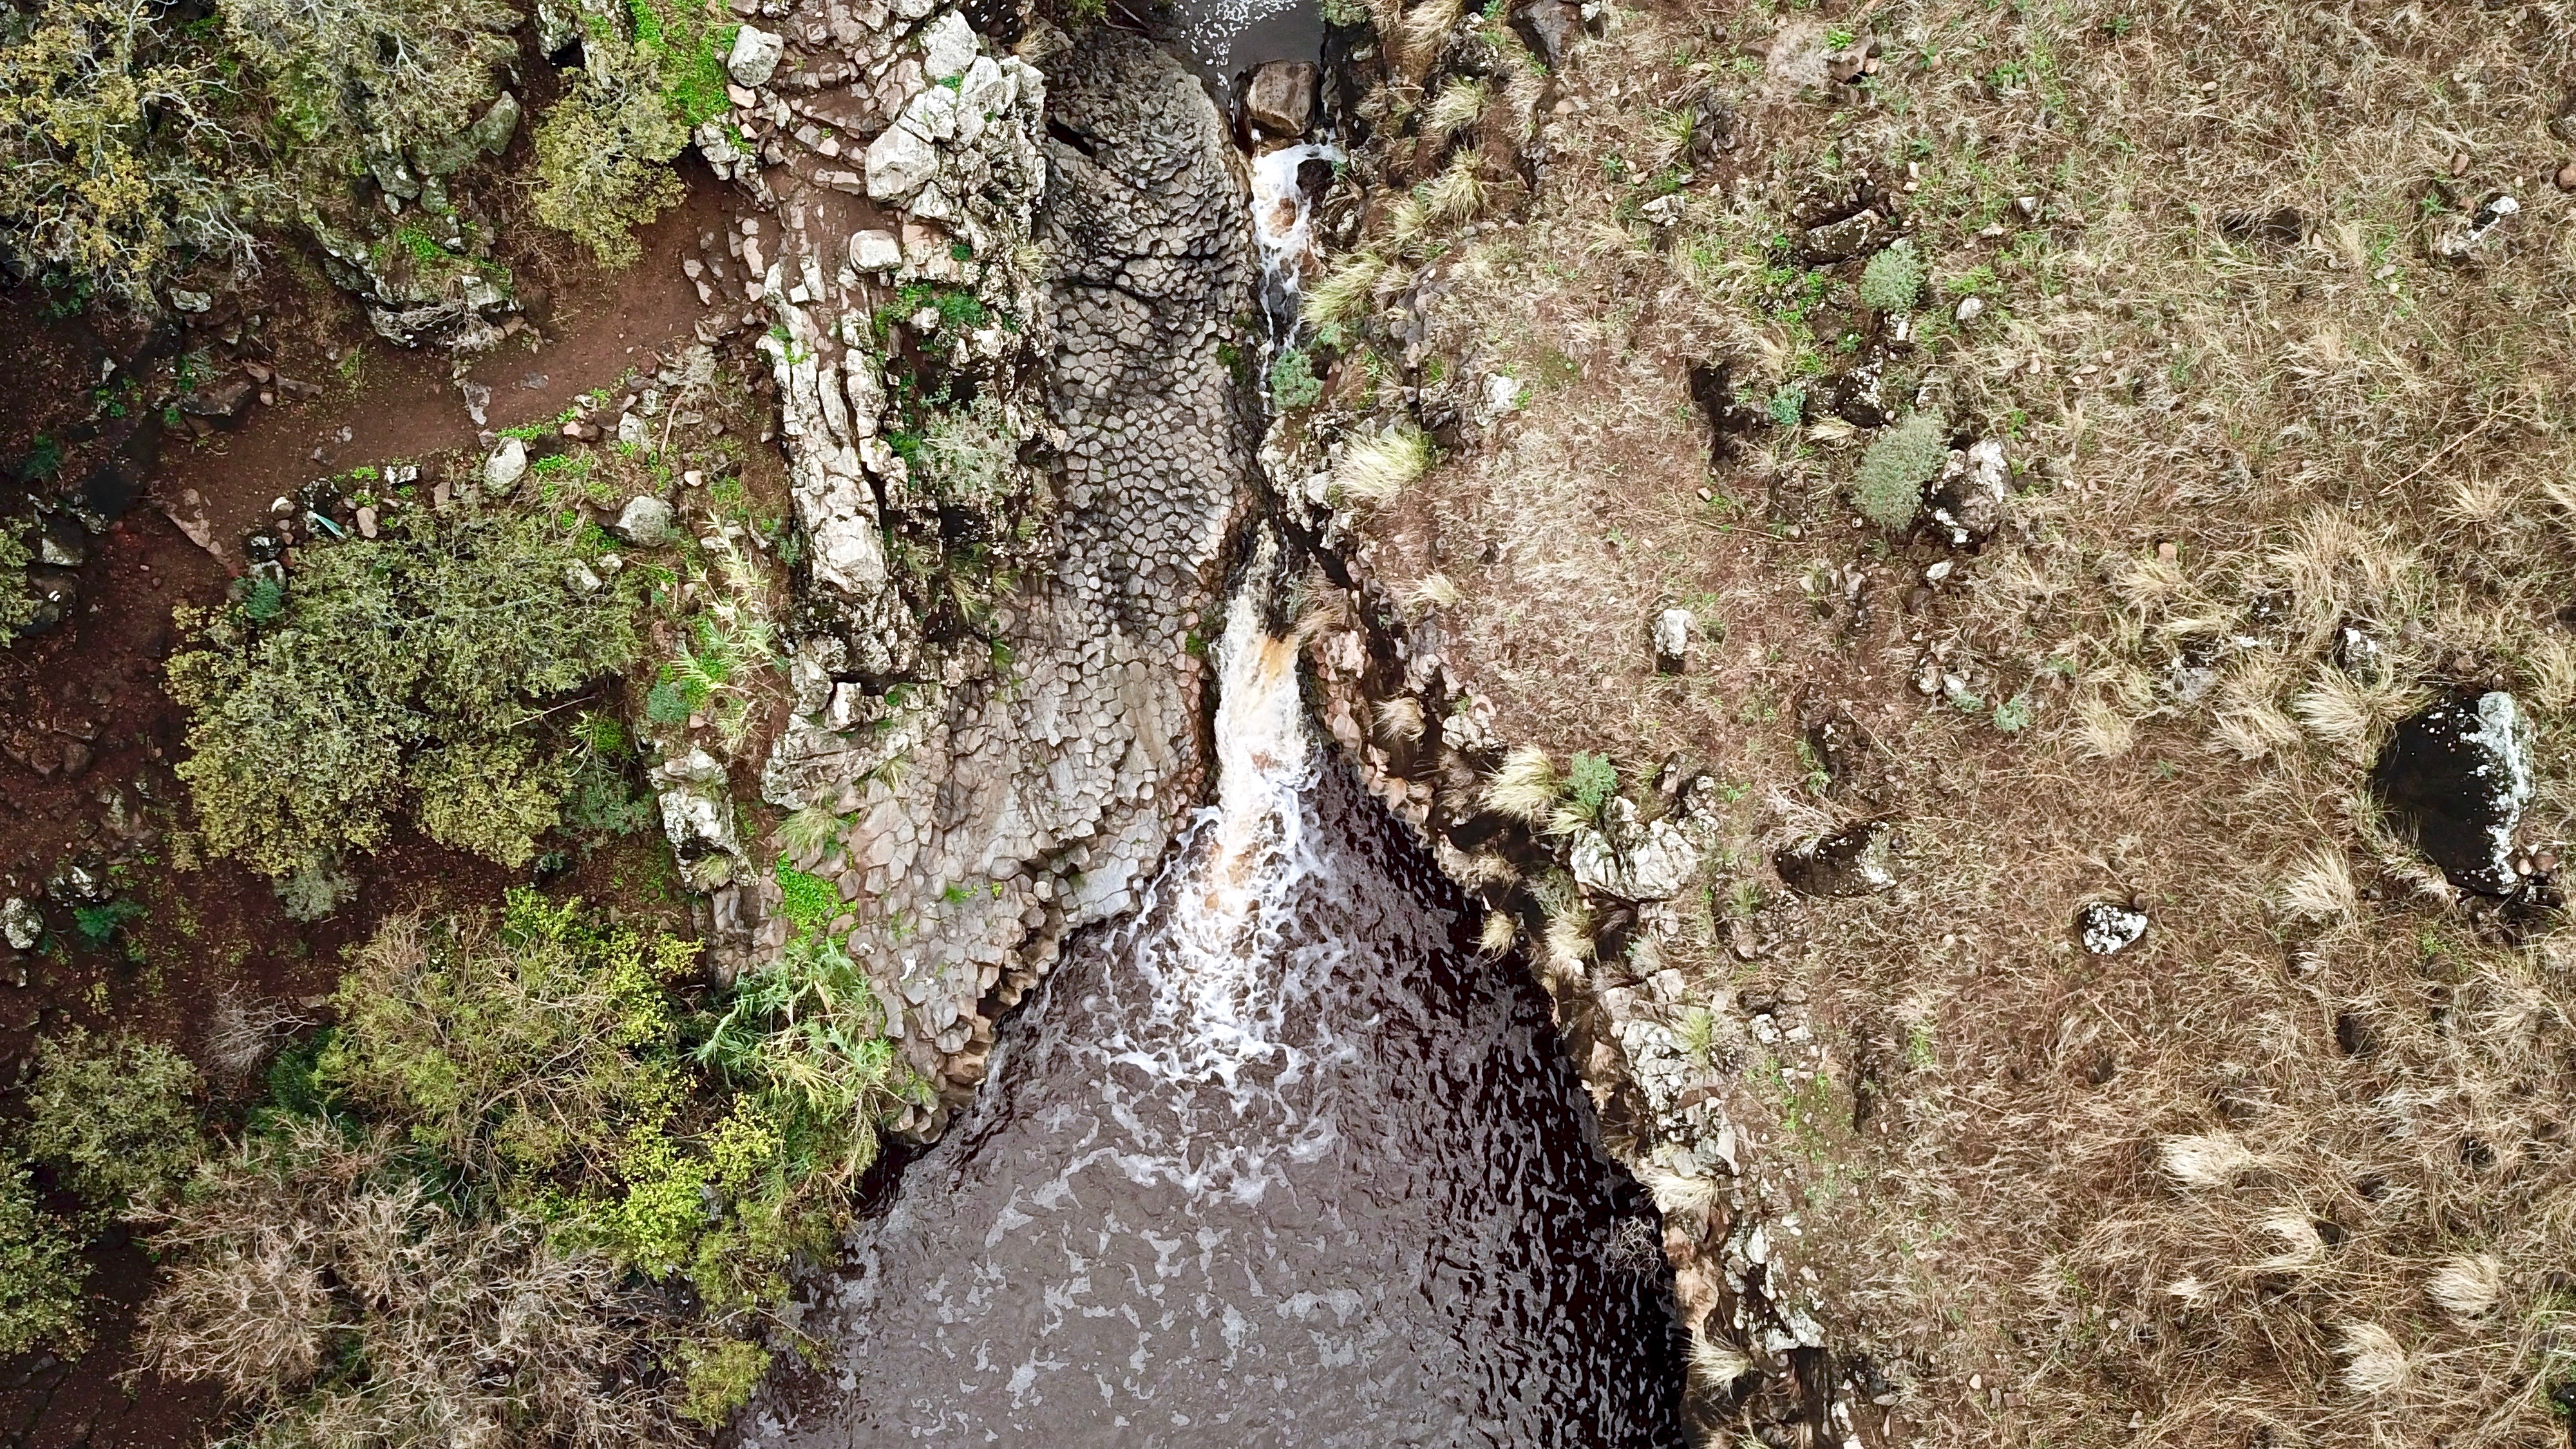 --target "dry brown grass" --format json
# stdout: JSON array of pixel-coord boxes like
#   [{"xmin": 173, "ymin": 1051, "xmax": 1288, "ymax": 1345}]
[
  {"xmin": 137, "ymin": 1121, "xmax": 688, "ymax": 1448},
  {"xmin": 1314, "ymin": 0, "xmax": 2576, "ymax": 1441}
]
